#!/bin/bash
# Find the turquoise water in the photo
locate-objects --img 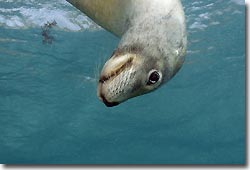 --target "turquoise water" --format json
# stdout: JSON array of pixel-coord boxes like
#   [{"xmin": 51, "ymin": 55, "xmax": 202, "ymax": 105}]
[{"xmin": 0, "ymin": 0, "xmax": 245, "ymax": 164}]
